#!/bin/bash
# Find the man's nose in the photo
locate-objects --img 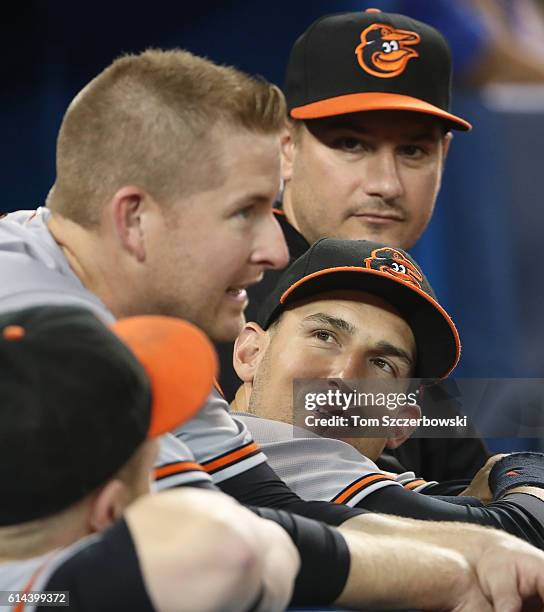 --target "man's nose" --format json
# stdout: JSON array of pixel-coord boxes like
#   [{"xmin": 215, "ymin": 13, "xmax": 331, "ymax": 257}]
[
  {"xmin": 252, "ymin": 212, "xmax": 289, "ymax": 270},
  {"xmin": 362, "ymin": 148, "xmax": 403, "ymax": 203},
  {"xmin": 334, "ymin": 353, "xmax": 368, "ymax": 380}
]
